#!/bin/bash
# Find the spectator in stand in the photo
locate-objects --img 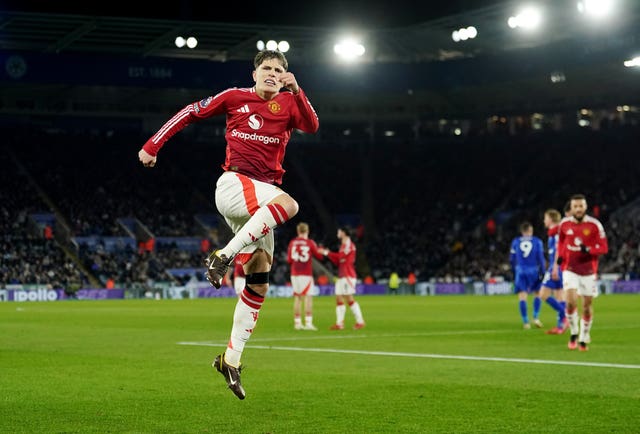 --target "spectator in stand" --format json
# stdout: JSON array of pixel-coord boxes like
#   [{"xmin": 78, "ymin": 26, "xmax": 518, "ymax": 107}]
[
  {"xmin": 486, "ymin": 217, "xmax": 496, "ymax": 237},
  {"xmin": 43, "ymin": 224, "xmax": 53, "ymax": 240},
  {"xmin": 200, "ymin": 238, "xmax": 211, "ymax": 254}
]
